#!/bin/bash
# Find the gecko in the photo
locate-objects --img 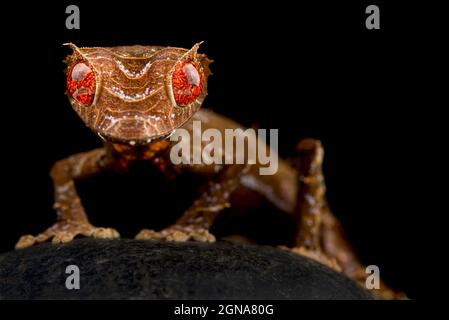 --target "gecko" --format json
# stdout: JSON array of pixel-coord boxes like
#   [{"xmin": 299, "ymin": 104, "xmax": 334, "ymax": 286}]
[{"xmin": 15, "ymin": 43, "xmax": 402, "ymax": 299}]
